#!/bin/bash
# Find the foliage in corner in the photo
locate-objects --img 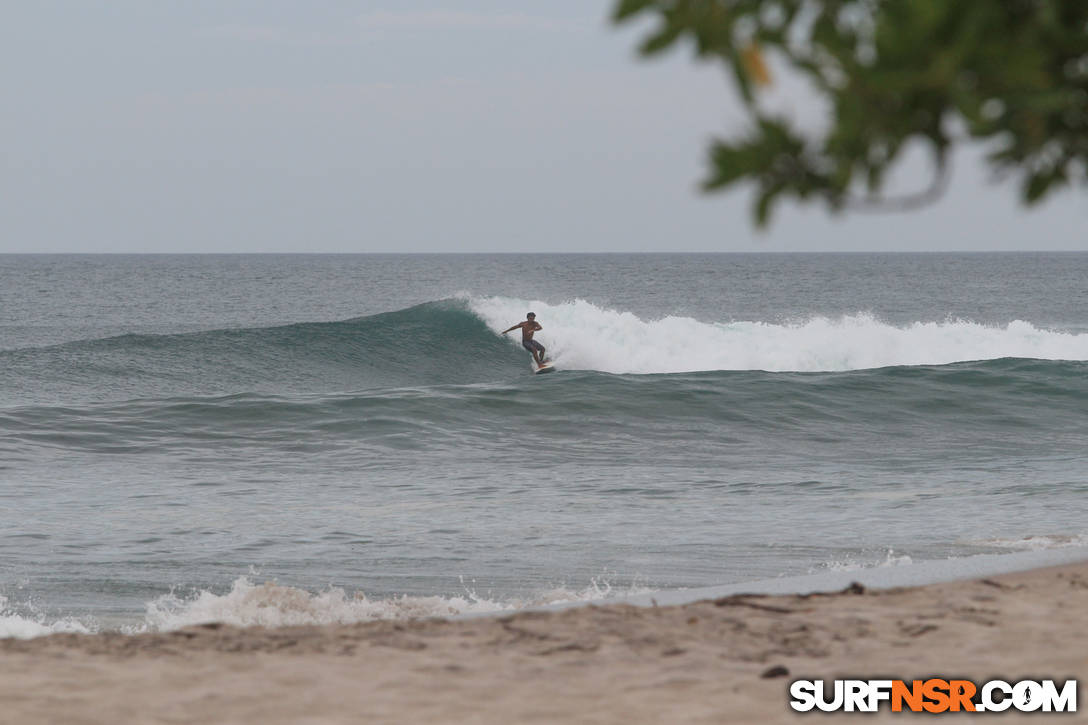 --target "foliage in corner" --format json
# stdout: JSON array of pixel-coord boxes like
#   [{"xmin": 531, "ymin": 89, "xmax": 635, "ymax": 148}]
[{"xmin": 614, "ymin": 0, "xmax": 1088, "ymax": 226}]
